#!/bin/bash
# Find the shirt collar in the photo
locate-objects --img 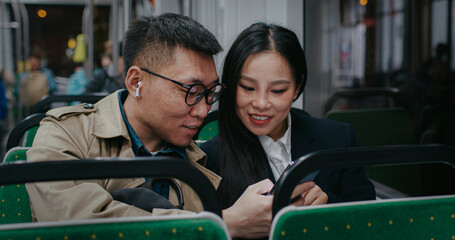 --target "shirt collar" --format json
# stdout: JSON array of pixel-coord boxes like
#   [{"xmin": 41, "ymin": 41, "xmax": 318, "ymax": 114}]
[
  {"xmin": 118, "ymin": 90, "xmax": 187, "ymax": 160},
  {"xmin": 258, "ymin": 112, "xmax": 292, "ymax": 152}
]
